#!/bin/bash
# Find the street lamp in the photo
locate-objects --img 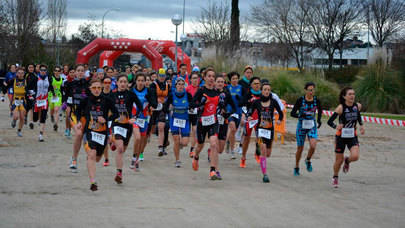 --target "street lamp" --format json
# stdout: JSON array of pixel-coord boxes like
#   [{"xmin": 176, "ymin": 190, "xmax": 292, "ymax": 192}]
[
  {"xmin": 102, "ymin": 8, "xmax": 120, "ymax": 38},
  {"xmin": 180, "ymin": 34, "xmax": 187, "ymax": 64},
  {"xmin": 171, "ymin": 14, "xmax": 182, "ymax": 72}
]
